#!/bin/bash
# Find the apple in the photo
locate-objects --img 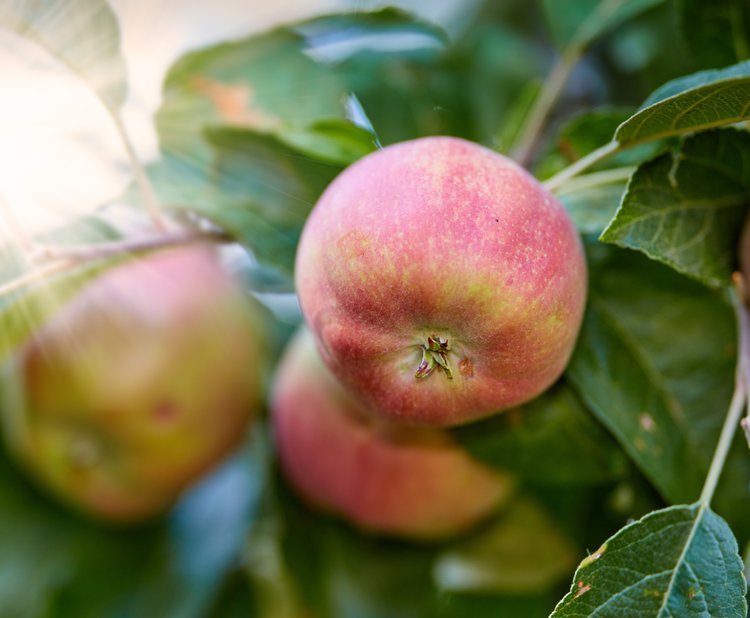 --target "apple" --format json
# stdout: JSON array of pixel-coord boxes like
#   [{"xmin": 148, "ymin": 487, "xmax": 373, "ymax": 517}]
[
  {"xmin": 3, "ymin": 243, "xmax": 266, "ymax": 522},
  {"xmin": 295, "ymin": 136, "xmax": 587, "ymax": 425},
  {"xmin": 272, "ymin": 328, "xmax": 512, "ymax": 540}
]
